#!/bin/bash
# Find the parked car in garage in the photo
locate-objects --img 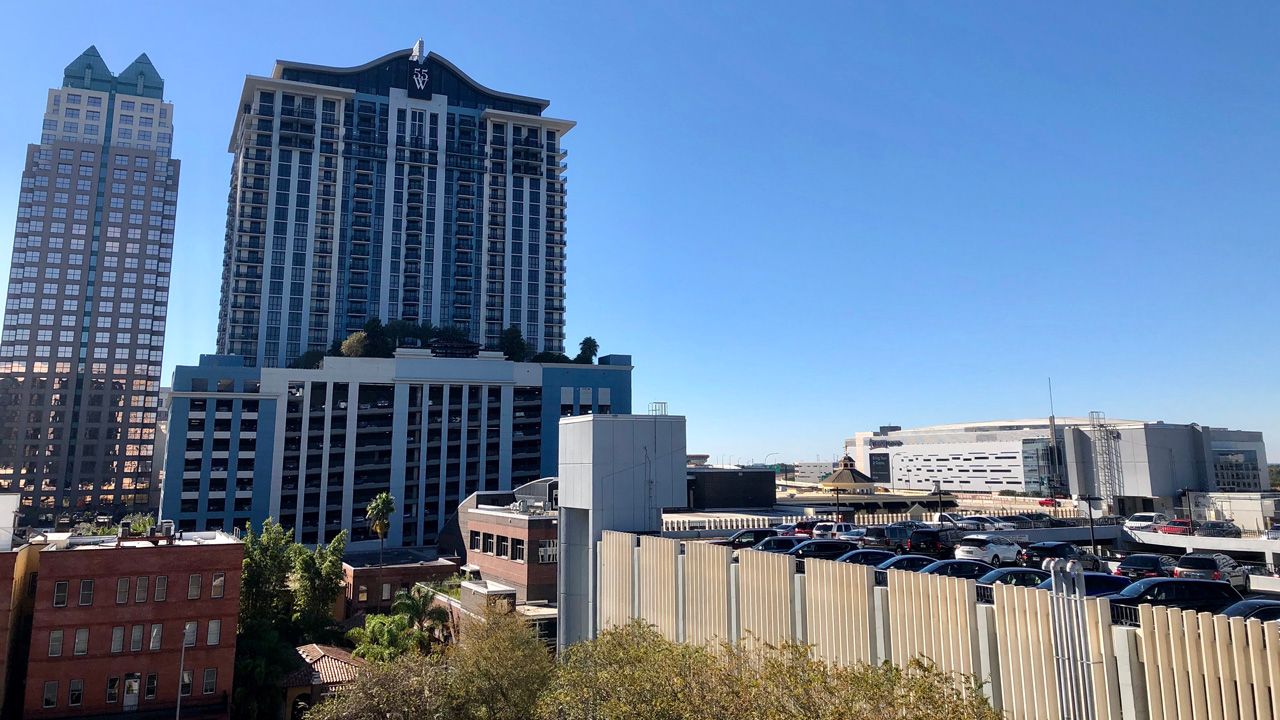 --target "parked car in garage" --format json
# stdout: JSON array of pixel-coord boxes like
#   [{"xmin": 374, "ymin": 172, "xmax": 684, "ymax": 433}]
[
  {"xmin": 996, "ymin": 514, "xmax": 1036, "ymax": 529},
  {"xmin": 964, "ymin": 515, "xmax": 1018, "ymax": 531},
  {"xmin": 931, "ymin": 513, "xmax": 981, "ymax": 531},
  {"xmin": 1221, "ymin": 599, "xmax": 1280, "ymax": 622},
  {"xmin": 1123, "ymin": 513, "xmax": 1169, "ymax": 532},
  {"xmin": 1035, "ymin": 572, "xmax": 1132, "ymax": 597},
  {"xmin": 1102, "ymin": 578, "xmax": 1243, "ymax": 614},
  {"xmin": 710, "ymin": 528, "xmax": 779, "ymax": 550},
  {"xmin": 836, "ymin": 549, "xmax": 897, "ymax": 566},
  {"xmin": 791, "ymin": 519, "xmax": 823, "ymax": 537},
  {"xmin": 1038, "ymin": 497, "xmax": 1061, "ymax": 507},
  {"xmin": 1113, "ymin": 553, "xmax": 1177, "ymax": 580},
  {"xmin": 875, "ymin": 554, "xmax": 936, "ymax": 573},
  {"xmin": 954, "ymin": 534, "xmax": 1021, "ymax": 566},
  {"xmin": 750, "ymin": 535, "xmax": 807, "ymax": 554},
  {"xmin": 1157, "ymin": 518, "xmax": 1195, "ymax": 535},
  {"xmin": 1195, "ymin": 520, "xmax": 1242, "ymax": 538},
  {"xmin": 1173, "ymin": 553, "xmax": 1249, "ymax": 592},
  {"xmin": 812, "ymin": 522, "xmax": 859, "ymax": 539},
  {"xmin": 859, "ymin": 524, "xmax": 913, "ymax": 553},
  {"xmin": 1017, "ymin": 541, "xmax": 1102, "ymax": 571},
  {"xmin": 918, "ymin": 559, "xmax": 994, "ymax": 579},
  {"xmin": 977, "ymin": 567, "xmax": 1050, "ymax": 588},
  {"xmin": 785, "ymin": 539, "xmax": 861, "ymax": 570},
  {"xmin": 904, "ymin": 528, "xmax": 966, "ymax": 558},
  {"xmin": 1023, "ymin": 512, "xmax": 1073, "ymax": 528}
]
